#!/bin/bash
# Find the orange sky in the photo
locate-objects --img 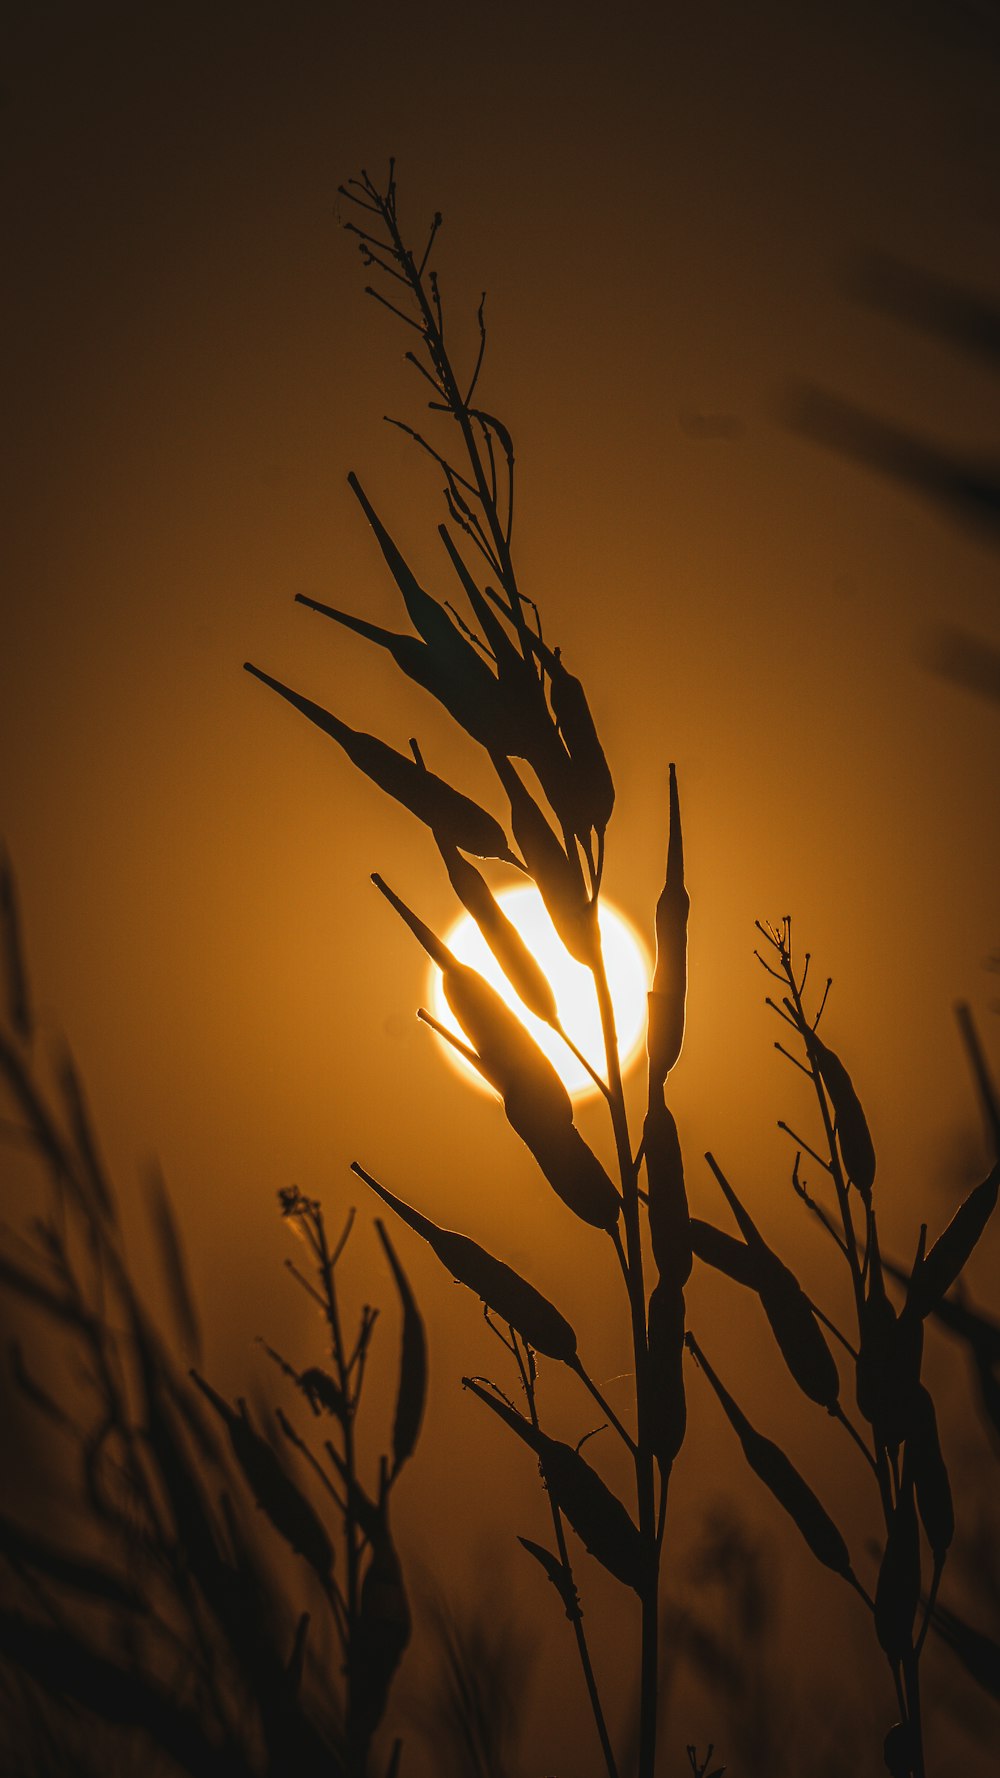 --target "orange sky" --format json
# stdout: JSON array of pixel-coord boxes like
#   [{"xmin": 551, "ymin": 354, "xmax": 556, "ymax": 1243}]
[{"xmin": 3, "ymin": 5, "xmax": 999, "ymax": 1773}]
